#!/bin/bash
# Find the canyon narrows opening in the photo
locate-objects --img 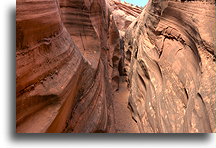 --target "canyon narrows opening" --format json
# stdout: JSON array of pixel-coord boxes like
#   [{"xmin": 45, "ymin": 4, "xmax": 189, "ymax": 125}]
[{"xmin": 16, "ymin": 0, "xmax": 215, "ymax": 133}]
